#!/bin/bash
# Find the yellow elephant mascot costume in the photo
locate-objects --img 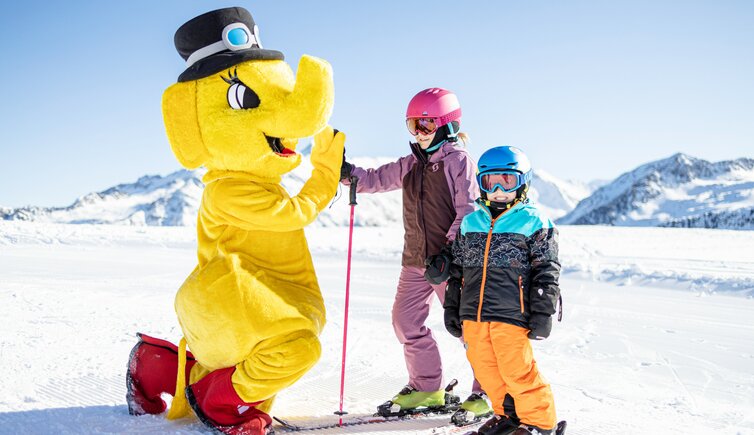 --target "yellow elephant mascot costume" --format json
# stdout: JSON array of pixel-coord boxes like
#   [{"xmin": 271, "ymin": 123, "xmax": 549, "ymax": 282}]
[{"xmin": 125, "ymin": 7, "xmax": 345, "ymax": 435}]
